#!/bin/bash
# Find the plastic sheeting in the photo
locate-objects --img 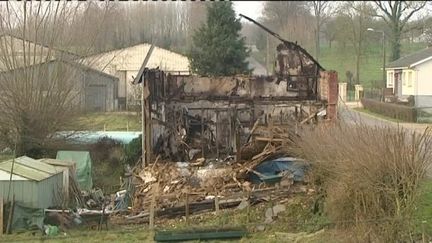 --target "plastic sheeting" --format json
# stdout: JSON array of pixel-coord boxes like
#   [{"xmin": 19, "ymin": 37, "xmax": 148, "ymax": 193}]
[
  {"xmin": 56, "ymin": 151, "xmax": 93, "ymax": 191},
  {"xmin": 249, "ymin": 157, "xmax": 308, "ymax": 184},
  {"xmin": 8, "ymin": 202, "xmax": 45, "ymax": 232}
]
